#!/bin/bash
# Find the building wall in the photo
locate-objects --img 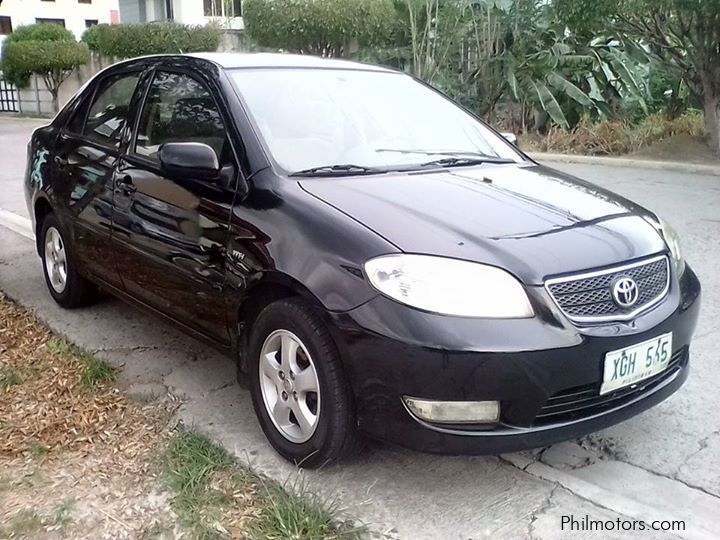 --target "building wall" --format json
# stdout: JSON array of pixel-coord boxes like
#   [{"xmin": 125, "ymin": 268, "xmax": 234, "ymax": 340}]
[
  {"xmin": 117, "ymin": 0, "xmax": 143, "ymax": 23},
  {"xmin": 0, "ymin": 0, "xmax": 120, "ymax": 41},
  {"xmin": 117, "ymin": 0, "xmax": 244, "ymax": 29}
]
